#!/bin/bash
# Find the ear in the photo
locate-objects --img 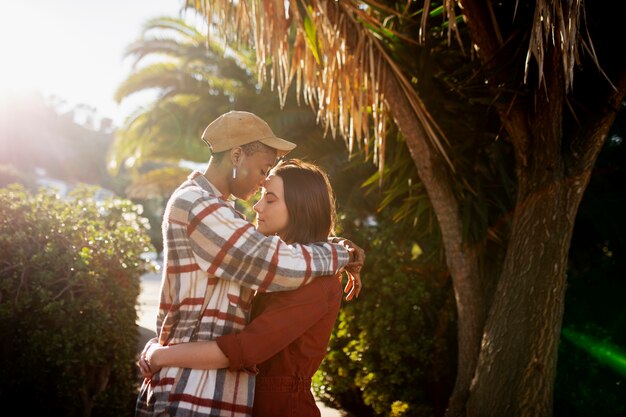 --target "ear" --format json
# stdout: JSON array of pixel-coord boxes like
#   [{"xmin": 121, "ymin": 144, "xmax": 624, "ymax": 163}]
[{"xmin": 230, "ymin": 147, "xmax": 243, "ymax": 166}]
